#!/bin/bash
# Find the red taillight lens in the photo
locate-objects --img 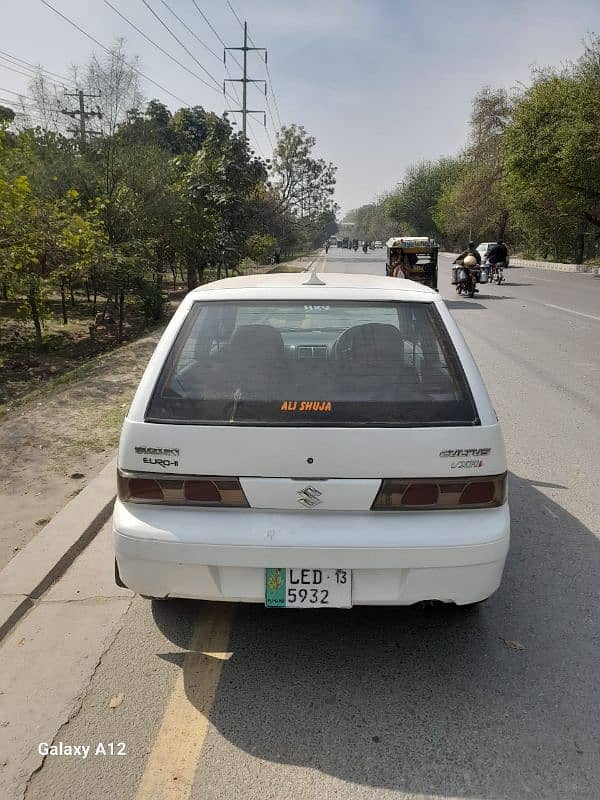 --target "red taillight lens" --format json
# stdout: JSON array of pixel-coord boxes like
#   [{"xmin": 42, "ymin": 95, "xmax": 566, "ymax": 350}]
[
  {"xmin": 401, "ymin": 483, "xmax": 439, "ymax": 506},
  {"xmin": 372, "ymin": 473, "xmax": 506, "ymax": 510},
  {"xmin": 128, "ymin": 478, "xmax": 164, "ymax": 501},
  {"xmin": 117, "ymin": 470, "xmax": 248, "ymax": 507},
  {"xmin": 184, "ymin": 480, "xmax": 221, "ymax": 503},
  {"xmin": 459, "ymin": 481, "xmax": 496, "ymax": 505}
]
